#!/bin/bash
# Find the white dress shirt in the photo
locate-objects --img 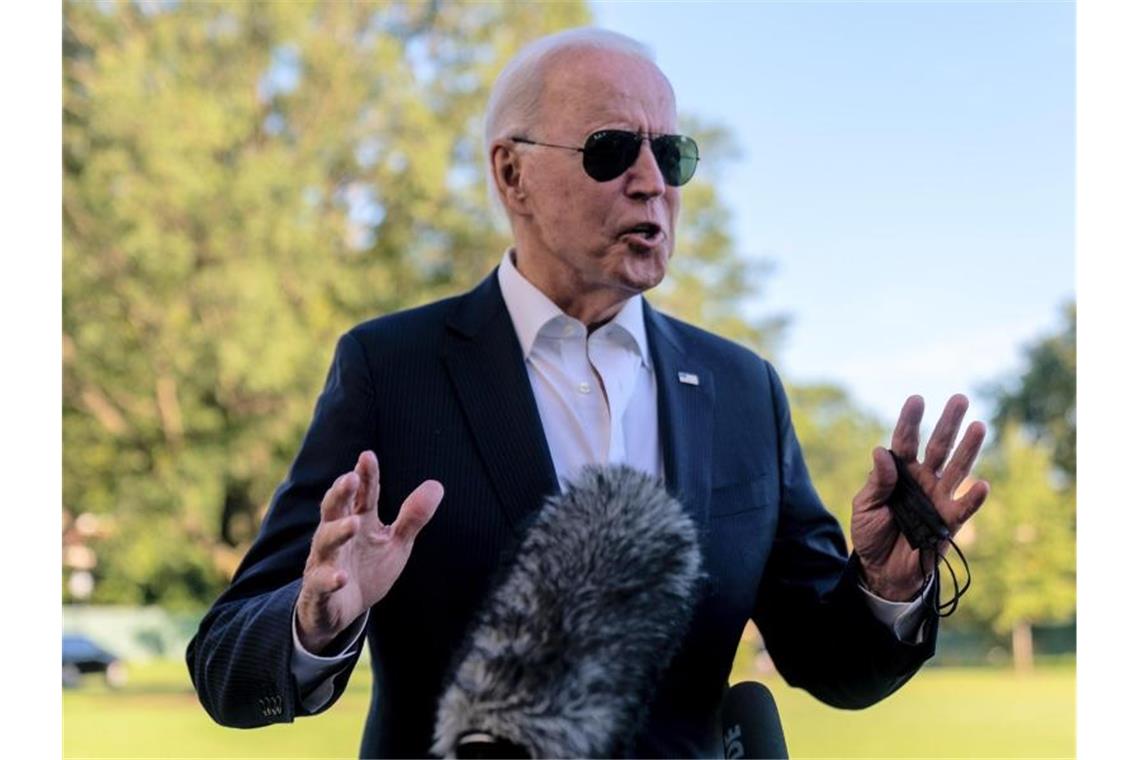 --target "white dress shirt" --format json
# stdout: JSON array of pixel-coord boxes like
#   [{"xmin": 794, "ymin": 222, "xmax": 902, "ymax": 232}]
[
  {"xmin": 290, "ymin": 250, "xmax": 930, "ymax": 711},
  {"xmin": 496, "ymin": 249, "xmax": 663, "ymax": 488}
]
